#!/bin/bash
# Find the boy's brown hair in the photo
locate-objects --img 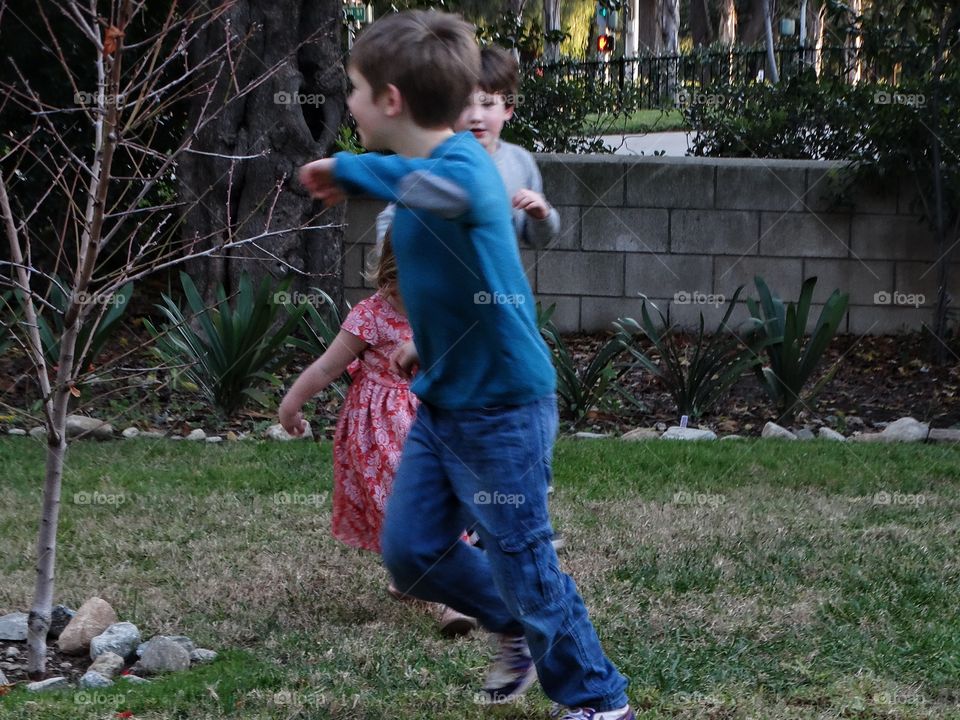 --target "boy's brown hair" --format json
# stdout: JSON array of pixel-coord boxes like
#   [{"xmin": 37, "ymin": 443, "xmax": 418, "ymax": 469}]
[
  {"xmin": 479, "ymin": 47, "xmax": 520, "ymax": 108},
  {"xmin": 350, "ymin": 11, "xmax": 480, "ymax": 128}
]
